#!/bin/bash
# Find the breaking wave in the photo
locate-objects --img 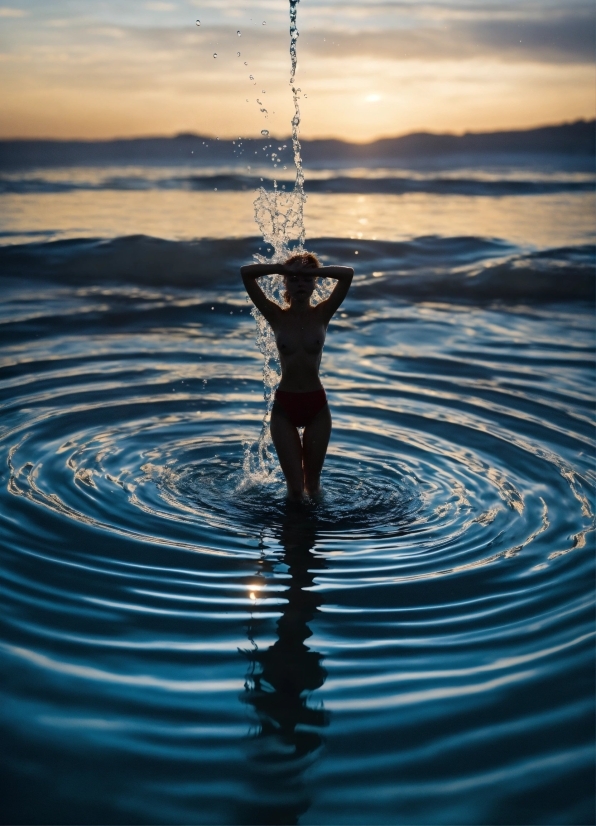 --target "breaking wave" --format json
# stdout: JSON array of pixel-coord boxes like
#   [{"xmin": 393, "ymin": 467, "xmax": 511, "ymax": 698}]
[
  {"xmin": 1, "ymin": 234, "xmax": 592, "ymax": 303},
  {"xmin": 0, "ymin": 170, "xmax": 592, "ymax": 197}
]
